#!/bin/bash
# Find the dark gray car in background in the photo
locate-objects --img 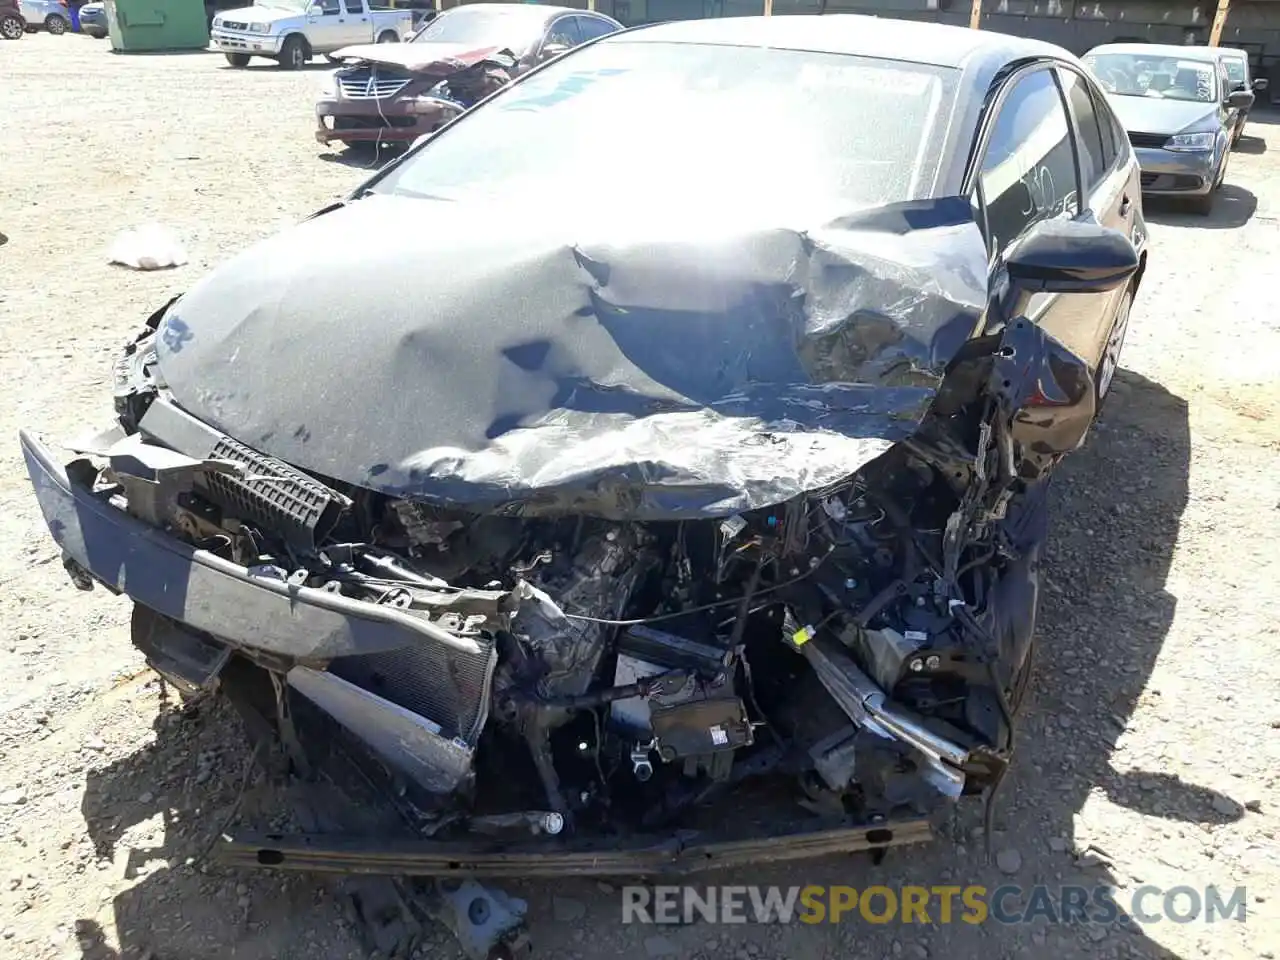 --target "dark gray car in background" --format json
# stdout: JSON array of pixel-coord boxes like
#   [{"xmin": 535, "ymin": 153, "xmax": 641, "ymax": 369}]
[
  {"xmin": 1213, "ymin": 46, "xmax": 1269, "ymax": 145},
  {"xmin": 1085, "ymin": 42, "xmax": 1253, "ymax": 214}
]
